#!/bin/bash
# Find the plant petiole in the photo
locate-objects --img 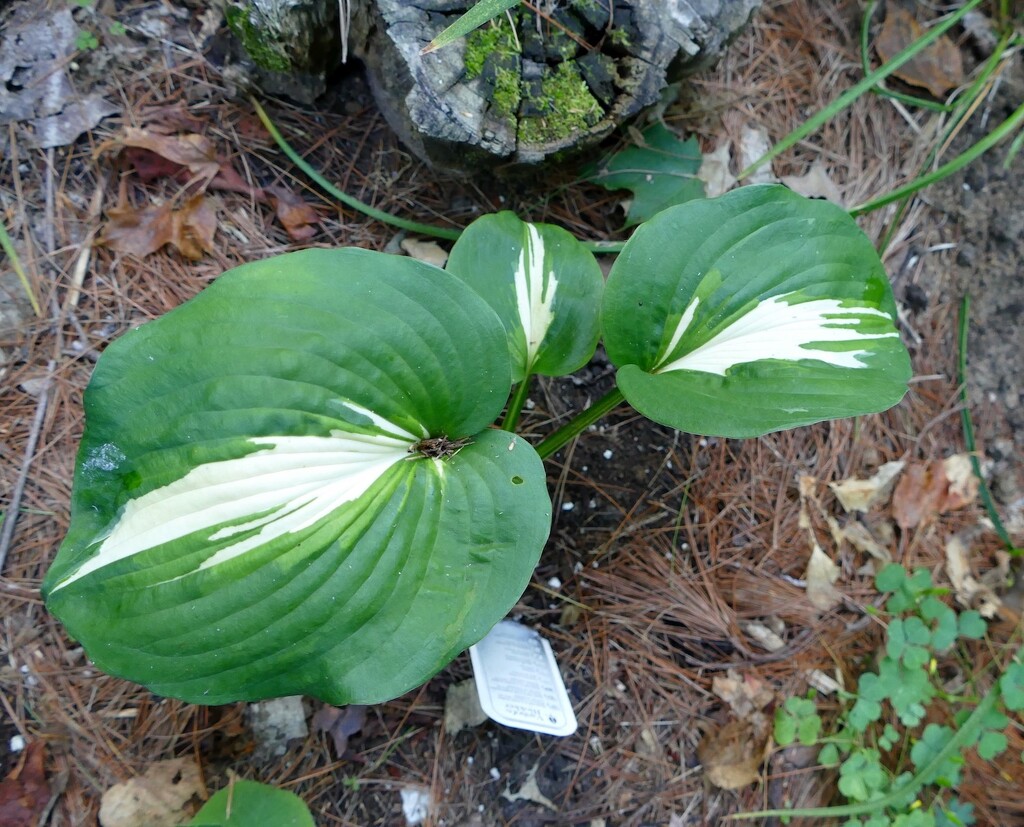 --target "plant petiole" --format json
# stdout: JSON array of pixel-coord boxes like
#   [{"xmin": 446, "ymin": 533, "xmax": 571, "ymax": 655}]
[
  {"xmin": 502, "ymin": 376, "xmax": 532, "ymax": 432},
  {"xmin": 252, "ymin": 97, "xmax": 628, "ymax": 254},
  {"xmin": 534, "ymin": 386, "xmax": 626, "ymax": 460}
]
